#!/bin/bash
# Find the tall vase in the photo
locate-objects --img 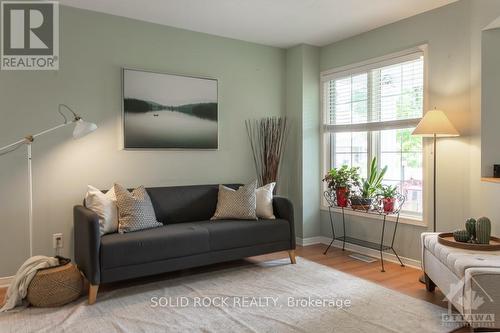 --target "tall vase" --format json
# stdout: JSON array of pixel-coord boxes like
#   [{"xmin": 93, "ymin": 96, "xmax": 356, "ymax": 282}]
[{"xmin": 476, "ymin": 217, "xmax": 492, "ymax": 244}]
